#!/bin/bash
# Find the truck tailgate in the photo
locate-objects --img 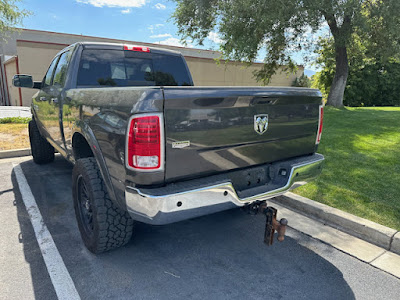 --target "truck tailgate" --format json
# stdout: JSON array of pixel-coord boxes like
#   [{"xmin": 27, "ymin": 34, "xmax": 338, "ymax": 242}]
[{"xmin": 163, "ymin": 87, "xmax": 322, "ymax": 182}]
